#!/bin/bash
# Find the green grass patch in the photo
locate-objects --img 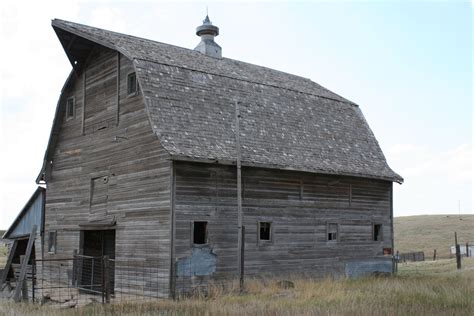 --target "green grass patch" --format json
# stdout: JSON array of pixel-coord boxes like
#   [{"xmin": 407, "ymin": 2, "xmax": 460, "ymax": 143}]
[{"xmin": 395, "ymin": 214, "xmax": 474, "ymax": 259}]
